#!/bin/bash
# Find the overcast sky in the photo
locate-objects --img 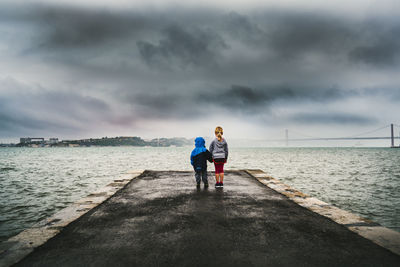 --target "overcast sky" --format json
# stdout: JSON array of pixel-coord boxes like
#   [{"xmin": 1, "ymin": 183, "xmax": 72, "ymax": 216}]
[{"xmin": 0, "ymin": 0, "xmax": 399, "ymax": 144}]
